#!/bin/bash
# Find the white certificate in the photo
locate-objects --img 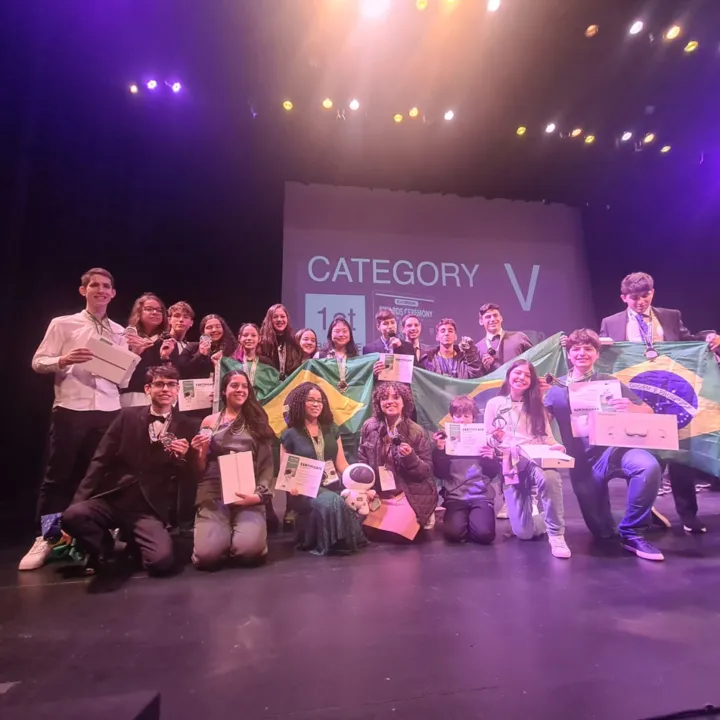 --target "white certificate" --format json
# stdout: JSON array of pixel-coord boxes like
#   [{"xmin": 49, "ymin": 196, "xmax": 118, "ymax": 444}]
[
  {"xmin": 276, "ymin": 453, "xmax": 325, "ymax": 498},
  {"xmin": 85, "ymin": 337, "xmax": 140, "ymax": 385},
  {"xmin": 445, "ymin": 423, "xmax": 487, "ymax": 456},
  {"xmin": 378, "ymin": 354, "xmax": 414, "ymax": 384},
  {"xmin": 520, "ymin": 444, "xmax": 575, "ymax": 469},
  {"xmin": 218, "ymin": 451, "xmax": 256, "ymax": 505},
  {"xmin": 178, "ymin": 378, "xmax": 214, "ymax": 412},
  {"xmin": 569, "ymin": 380, "xmax": 622, "ymax": 438}
]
